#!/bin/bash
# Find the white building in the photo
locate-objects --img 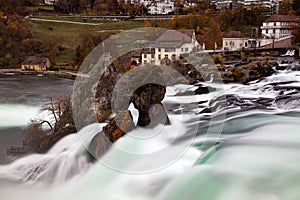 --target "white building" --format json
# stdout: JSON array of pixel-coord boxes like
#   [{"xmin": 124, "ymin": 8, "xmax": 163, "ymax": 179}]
[
  {"xmin": 214, "ymin": 0, "xmax": 239, "ymax": 9},
  {"xmin": 44, "ymin": 0, "xmax": 57, "ymax": 5},
  {"xmin": 148, "ymin": 0, "xmax": 175, "ymax": 15},
  {"xmin": 238, "ymin": 0, "xmax": 276, "ymax": 9},
  {"xmin": 213, "ymin": 0, "xmax": 276, "ymax": 11},
  {"xmin": 261, "ymin": 15, "xmax": 300, "ymax": 39},
  {"xmin": 223, "ymin": 31, "xmax": 249, "ymax": 51},
  {"xmin": 141, "ymin": 29, "xmax": 199, "ymax": 65}
]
